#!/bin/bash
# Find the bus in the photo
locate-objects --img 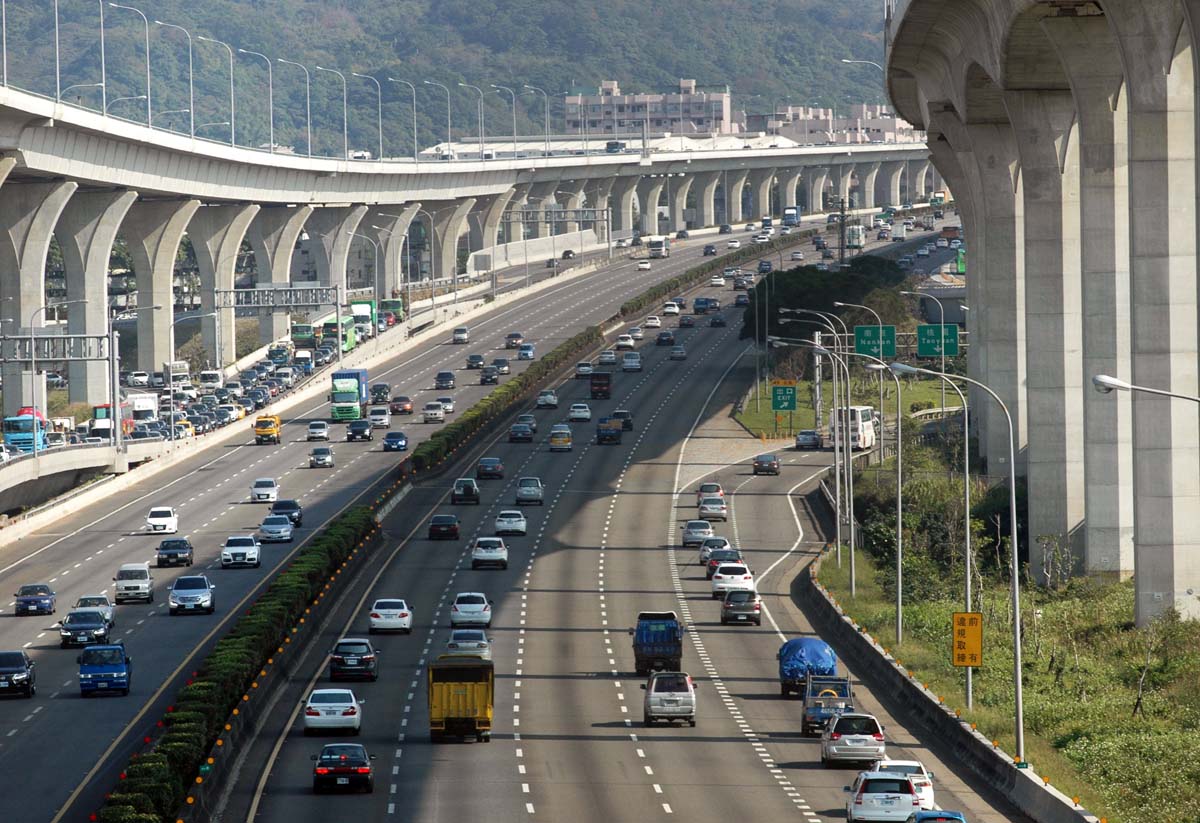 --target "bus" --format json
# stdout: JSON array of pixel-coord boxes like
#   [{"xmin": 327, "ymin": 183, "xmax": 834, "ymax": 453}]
[
  {"xmin": 846, "ymin": 224, "xmax": 866, "ymax": 250},
  {"xmin": 646, "ymin": 235, "xmax": 671, "ymax": 258},
  {"xmin": 290, "ymin": 322, "xmax": 317, "ymax": 350},
  {"xmin": 321, "ymin": 315, "xmax": 357, "ymax": 353},
  {"xmin": 829, "ymin": 406, "xmax": 877, "ymax": 451},
  {"xmin": 380, "ymin": 298, "xmax": 405, "ymax": 322}
]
